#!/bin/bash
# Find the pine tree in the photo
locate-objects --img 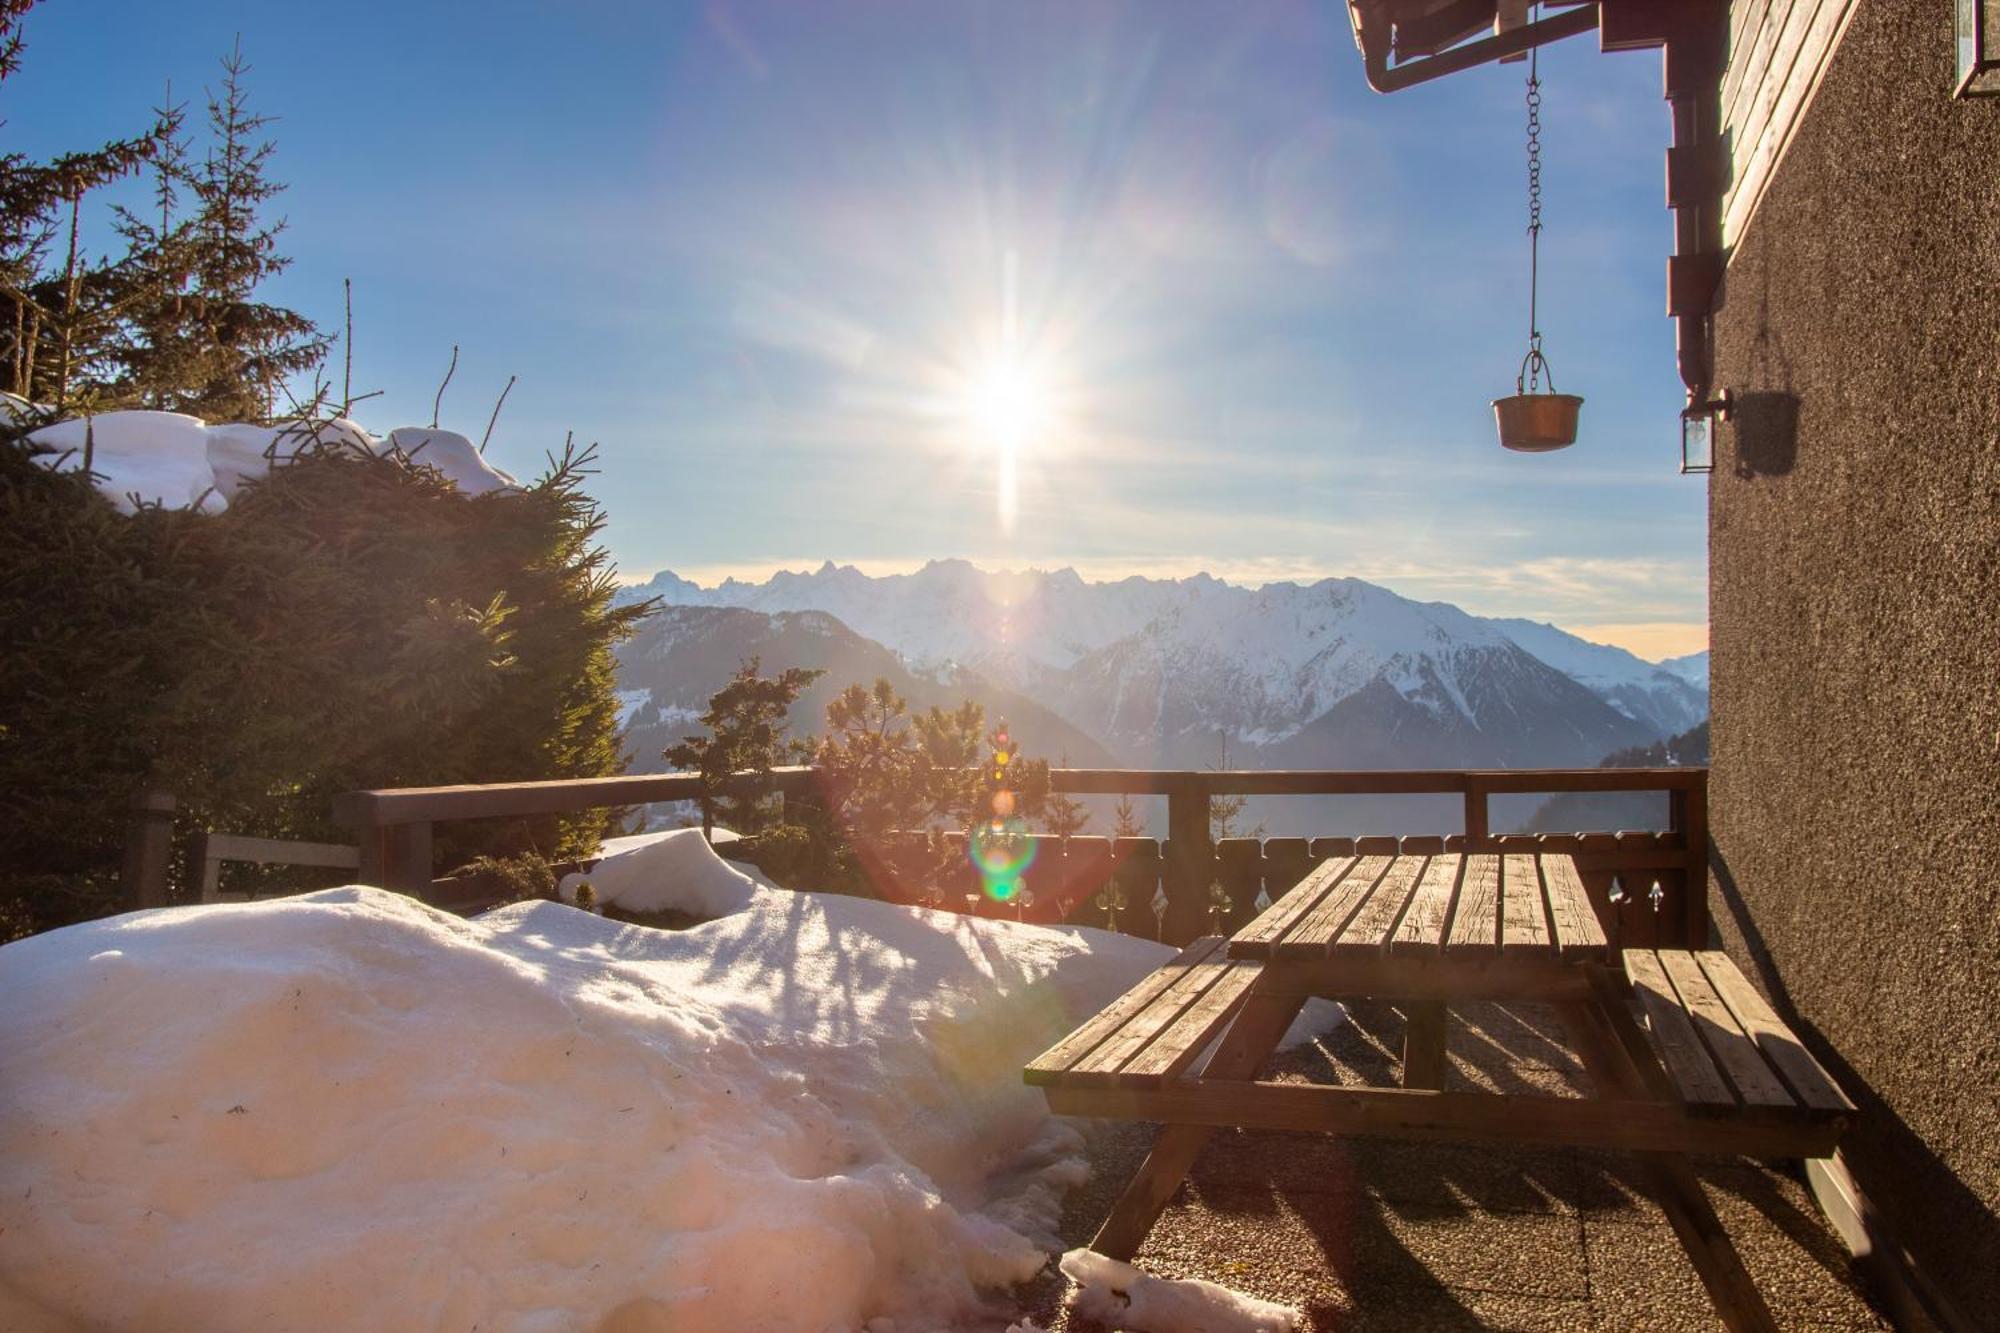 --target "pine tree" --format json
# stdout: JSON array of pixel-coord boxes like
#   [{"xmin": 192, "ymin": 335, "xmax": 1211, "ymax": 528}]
[
  {"xmin": 664, "ymin": 658, "xmax": 823, "ymax": 836},
  {"xmin": 108, "ymin": 87, "xmax": 205, "ymax": 410},
  {"xmin": 813, "ymin": 679, "xmax": 925, "ymax": 840},
  {"xmin": 0, "ymin": 0, "xmax": 175, "ymax": 408},
  {"xmin": 1111, "ymin": 793, "xmax": 1144, "ymax": 840},
  {"xmin": 1042, "ymin": 753, "xmax": 1090, "ymax": 837},
  {"xmin": 181, "ymin": 39, "xmax": 326, "ymax": 421}
]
